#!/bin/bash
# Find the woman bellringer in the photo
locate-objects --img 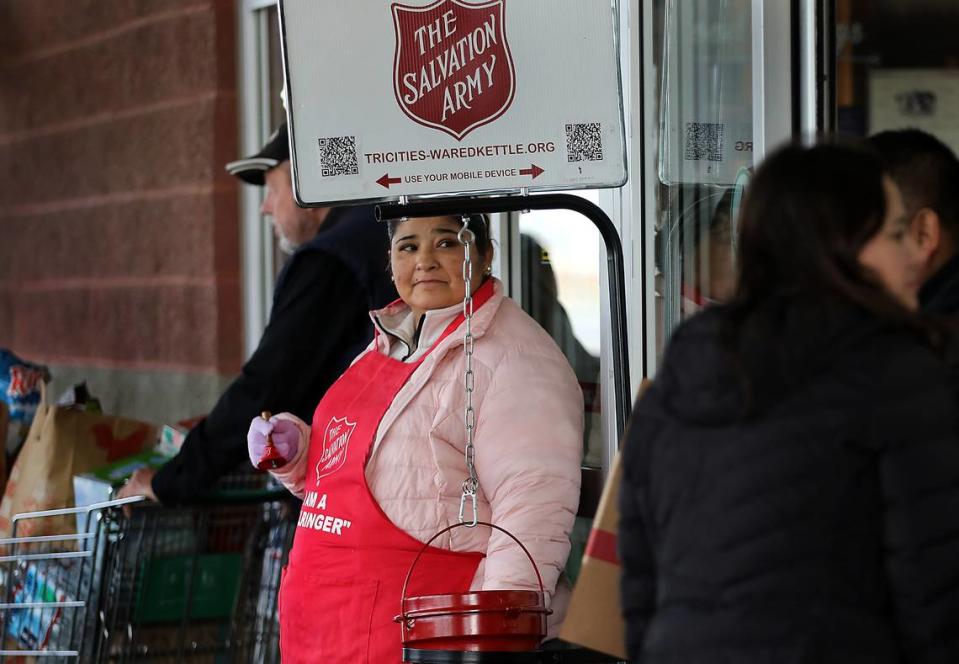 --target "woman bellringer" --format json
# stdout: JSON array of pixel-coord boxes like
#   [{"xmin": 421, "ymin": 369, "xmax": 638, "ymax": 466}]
[
  {"xmin": 246, "ymin": 213, "xmax": 583, "ymax": 663},
  {"xmin": 619, "ymin": 142, "xmax": 959, "ymax": 663}
]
